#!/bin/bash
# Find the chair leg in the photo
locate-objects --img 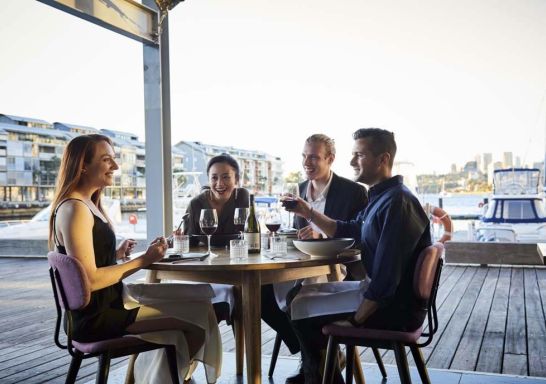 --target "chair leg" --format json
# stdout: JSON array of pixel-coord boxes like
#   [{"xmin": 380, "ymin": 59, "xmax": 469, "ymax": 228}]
[
  {"xmin": 65, "ymin": 352, "xmax": 83, "ymax": 384},
  {"xmin": 372, "ymin": 347, "xmax": 387, "ymax": 378},
  {"xmin": 353, "ymin": 348, "xmax": 366, "ymax": 384},
  {"xmin": 165, "ymin": 345, "xmax": 180, "ymax": 384},
  {"xmin": 322, "ymin": 337, "xmax": 338, "ymax": 384},
  {"xmin": 392, "ymin": 343, "xmax": 411, "ymax": 384},
  {"xmin": 124, "ymin": 353, "xmax": 138, "ymax": 384},
  {"xmin": 268, "ymin": 333, "xmax": 282, "ymax": 377},
  {"xmin": 345, "ymin": 345, "xmax": 355, "ymax": 384},
  {"xmin": 96, "ymin": 353, "xmax": 111, "ymax": 384},
  {"xmin": 409, "ymin": 345, "xmax": 430, "ymax": 384}
]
